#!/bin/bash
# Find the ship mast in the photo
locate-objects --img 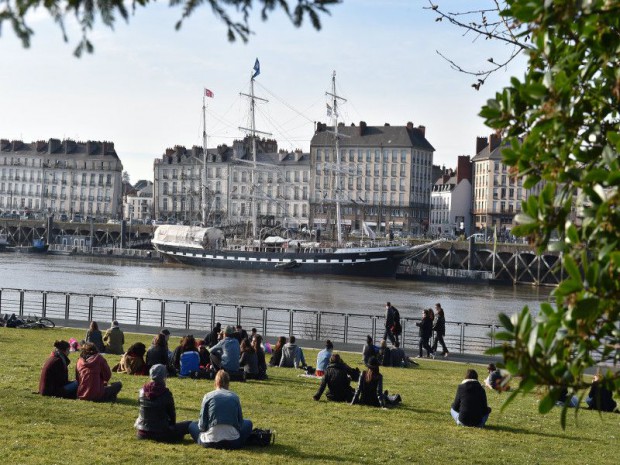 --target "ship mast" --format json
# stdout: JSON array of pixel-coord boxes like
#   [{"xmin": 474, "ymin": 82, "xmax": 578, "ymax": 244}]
[
  {"xmin": 201, "ymin": 94, "xmax": 208, "ymax": 226},
  {"xmin": 326, "ymin": 71, "xmax": 347, "ymax": 246},
  {"xmin": 239, "ymin": 61, "xmax": 270, "ymax": 240}
]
